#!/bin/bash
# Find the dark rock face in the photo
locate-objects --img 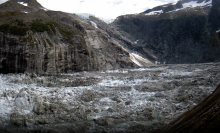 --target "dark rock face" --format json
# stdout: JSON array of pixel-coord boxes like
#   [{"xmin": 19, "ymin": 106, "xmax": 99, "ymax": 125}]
[
  {"xmin": 157, "ymin": 84, "xmax": 220, "ymax": 133},
  {"xmin": 0, "ymin": 0, "xmax": 138, "ymax": 74},
  {"xmin": 143, "ymin": 1, "xmax": 184, "ymax": 14},
  {"xmin": 0, "ymin": 0, "xmax": 44, "ymax": 13},
  {"xmin": 112, "ymin": 0, "xmax": 220, "ymax": 64}
]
